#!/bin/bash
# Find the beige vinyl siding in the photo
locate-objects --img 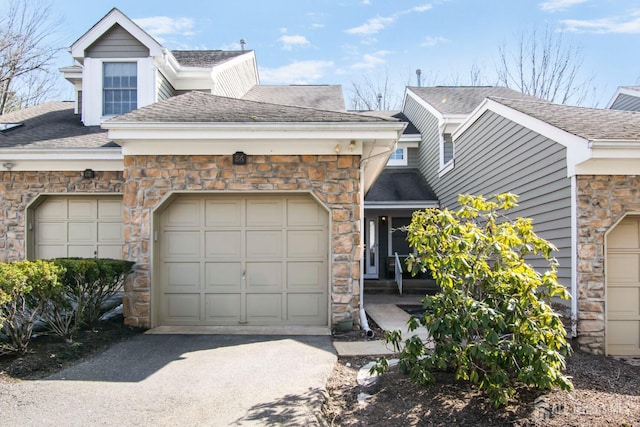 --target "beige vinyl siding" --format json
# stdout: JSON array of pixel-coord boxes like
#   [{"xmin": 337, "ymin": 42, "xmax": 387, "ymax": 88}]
[
  {"xmin": 211, "ymin": 56, "xmax": 258, "ymax": 99},
  {"xmin": 610, "ymin": 93, "xmax": 640, "ymax": 112},
  {"xmin": 439, "ymin": 111, "xmax": 572, "ymax": 286},
  {"xmin": 403, "ymin": 95, "xmax": 441, "ymax": 188},
  {"xmin": 85, "ymin": 24, "xmax": 149, "ymax": 58},
  {"xmin": 157, "ymin": 71, "xmax": 175, "ymax": 101}
]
